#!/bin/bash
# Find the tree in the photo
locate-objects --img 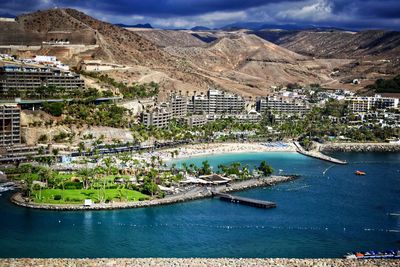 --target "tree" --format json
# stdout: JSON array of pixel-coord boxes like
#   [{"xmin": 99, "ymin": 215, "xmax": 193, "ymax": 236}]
[
  {"xmin": 200, "ymin": 160, "xmax": 212, "ymax": 175},
  {"xmin": 77, "ymin": 168, "xmax": 94, "ymax": 189},
  {"xmin": 258, "ymin": 161, "xmax": 273, "ymax": 176},
  {"xmin": 78, "ymin": 142, "xmax": 85, "ymax": 156}
]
